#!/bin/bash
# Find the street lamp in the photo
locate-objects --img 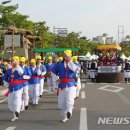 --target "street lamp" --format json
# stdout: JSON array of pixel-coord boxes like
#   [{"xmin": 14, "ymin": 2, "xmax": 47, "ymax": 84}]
[{"xmin": 1, "ymin": 0, "xmax": 11, "ymax": 5}]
